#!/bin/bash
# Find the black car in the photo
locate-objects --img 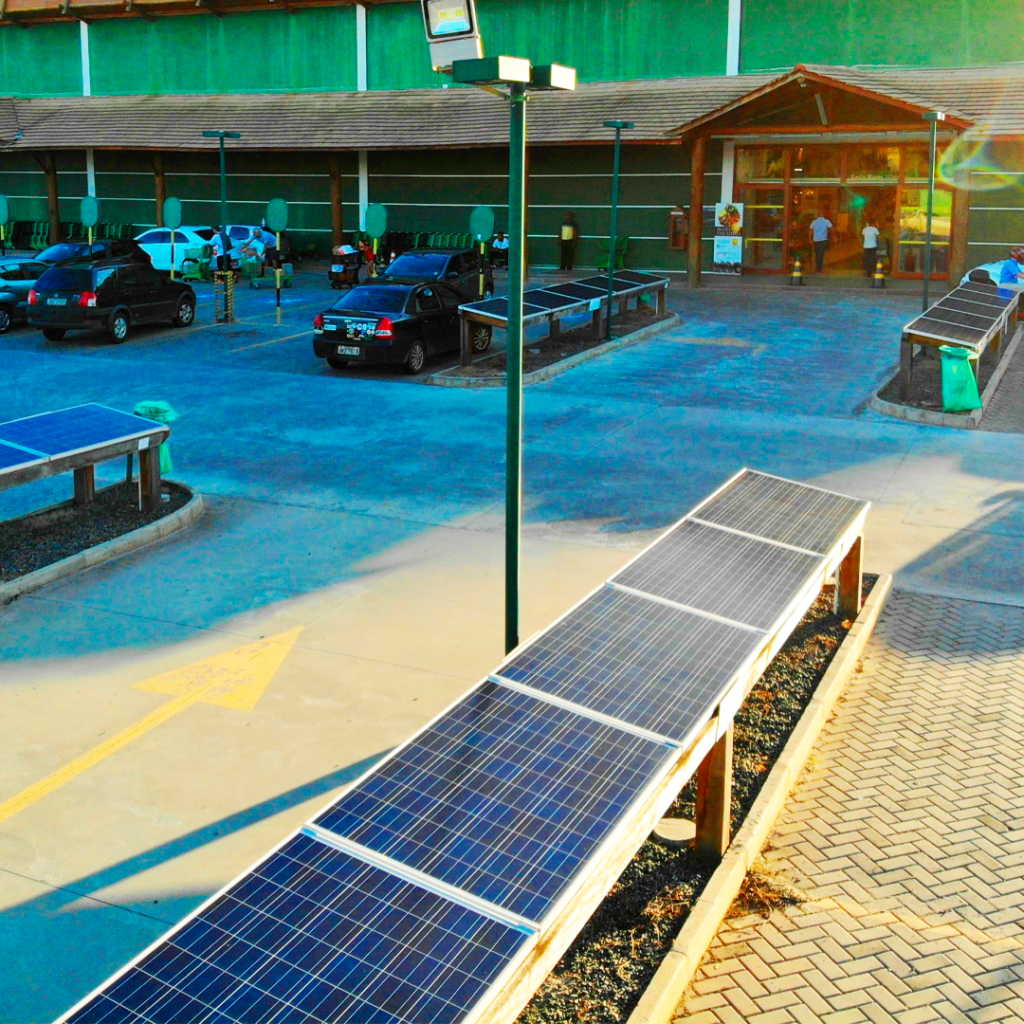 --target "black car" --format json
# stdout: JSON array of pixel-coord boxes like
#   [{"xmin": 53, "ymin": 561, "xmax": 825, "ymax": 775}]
[
  {"xmin": 377, "ymin": 248, "xmax": 494, "ymax": 302},
  {"xmin": 313, "ymin": 282, "xmax": 491, "ymax": 374},
  {"xmin": 28, "ymin": 260, "xmax": 196, "ymax": 343},
  {"xmin": 0, "ymin": 258, "xmax": 50, "ymax": 329},
  {"xmin": 34, "ymin": 238, "xmax": 153, "ymax": 267}
]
